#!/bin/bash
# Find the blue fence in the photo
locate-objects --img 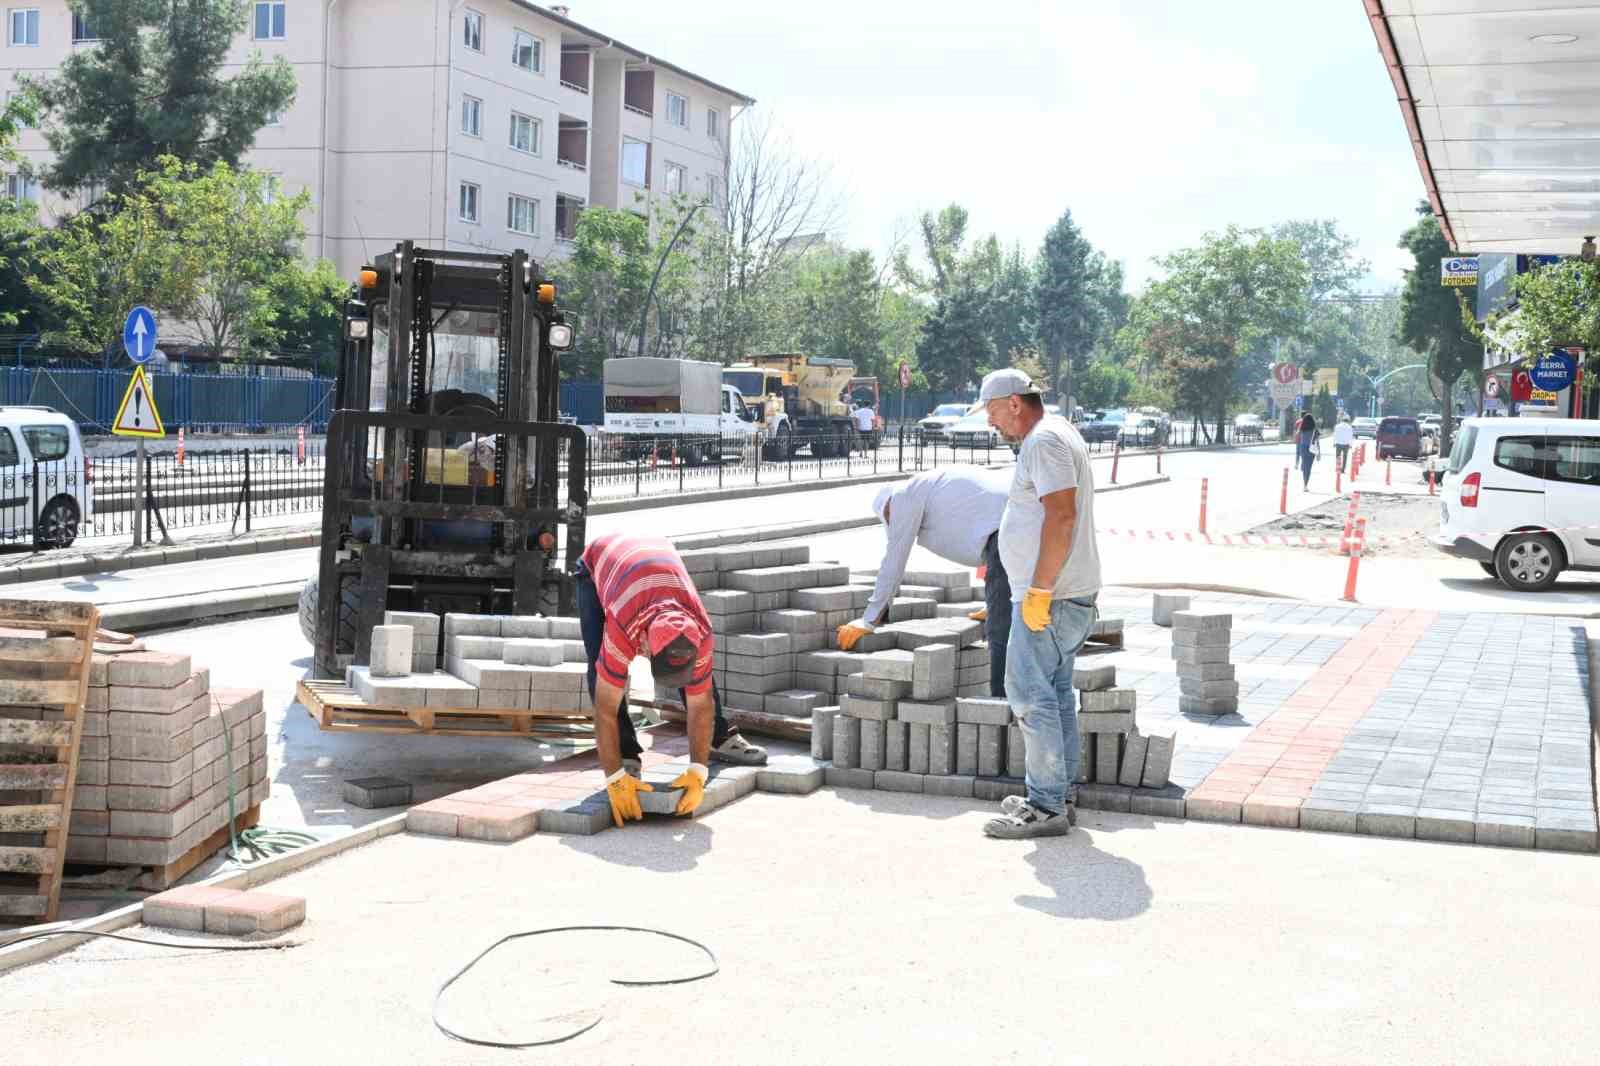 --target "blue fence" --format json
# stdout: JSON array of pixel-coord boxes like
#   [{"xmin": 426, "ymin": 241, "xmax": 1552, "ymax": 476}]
[
  {"xmin": 0, "ymin": 367, "xmax": 334, "ymax": 433},
  {"xmin": 555, "ymin": 380, "xmax": 973, "ymax": 426}
]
